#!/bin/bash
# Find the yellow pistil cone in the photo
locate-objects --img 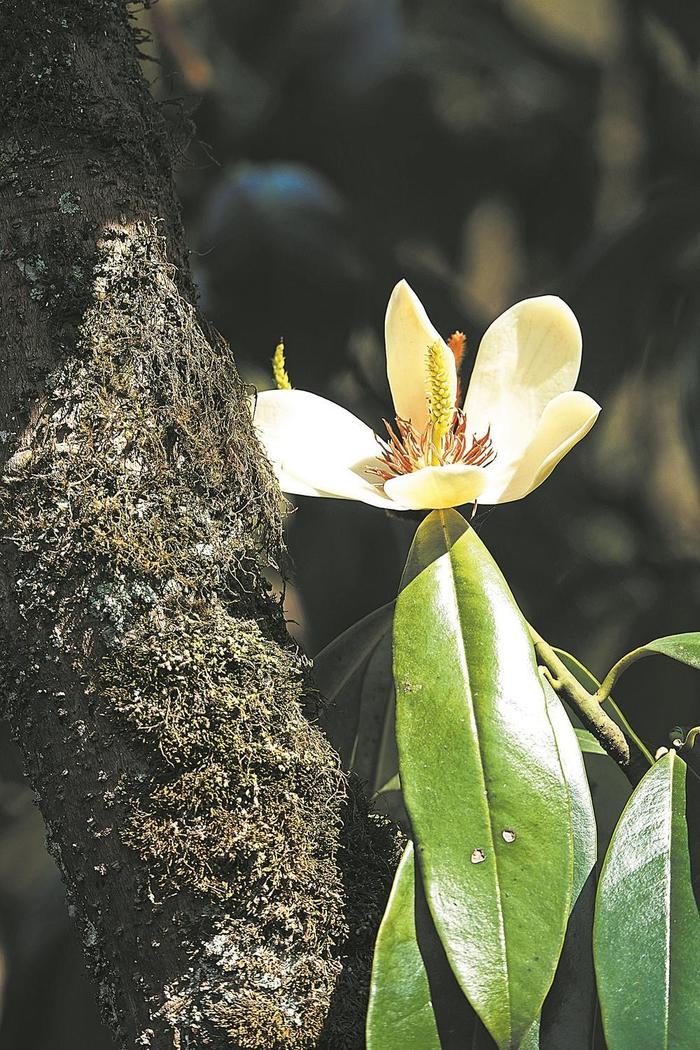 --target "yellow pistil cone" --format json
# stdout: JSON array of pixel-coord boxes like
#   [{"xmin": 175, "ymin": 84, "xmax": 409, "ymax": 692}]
[
  {"xmin": 272, "ymin": 339, "xmax": 291, "ymax": 390},
  {"xmin": 426, "ymin": 341, "xmax": 453, "ymax": 464}
]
